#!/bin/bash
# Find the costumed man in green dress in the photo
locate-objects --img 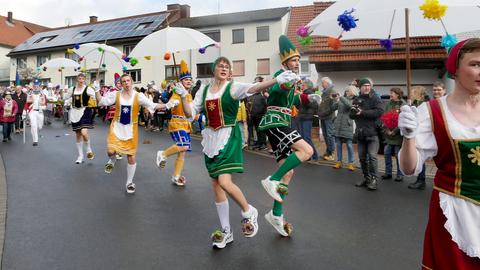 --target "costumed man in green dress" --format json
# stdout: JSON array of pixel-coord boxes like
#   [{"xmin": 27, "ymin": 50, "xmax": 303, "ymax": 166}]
[
  {"xmin": 259, "ymin": 35, "xmax": 322, "ymax": 237},
  {"xmin": 175, "ymin": 56, "xmax": 299, "ymax": 249}
]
